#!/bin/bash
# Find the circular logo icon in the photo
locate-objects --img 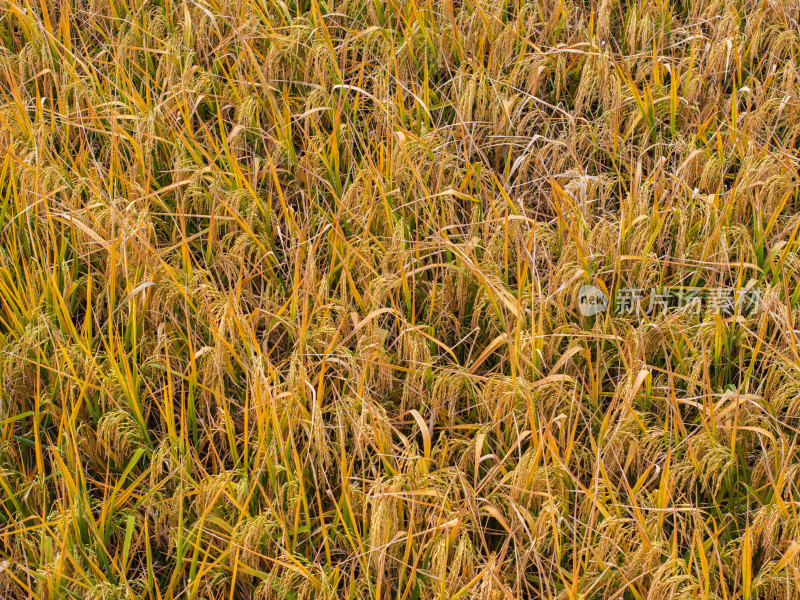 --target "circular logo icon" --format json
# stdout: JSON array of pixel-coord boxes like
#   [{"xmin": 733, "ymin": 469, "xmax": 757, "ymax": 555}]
[{"xmin": 577, "ymin": 284, "xmax": 608, "ymax": 316}]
